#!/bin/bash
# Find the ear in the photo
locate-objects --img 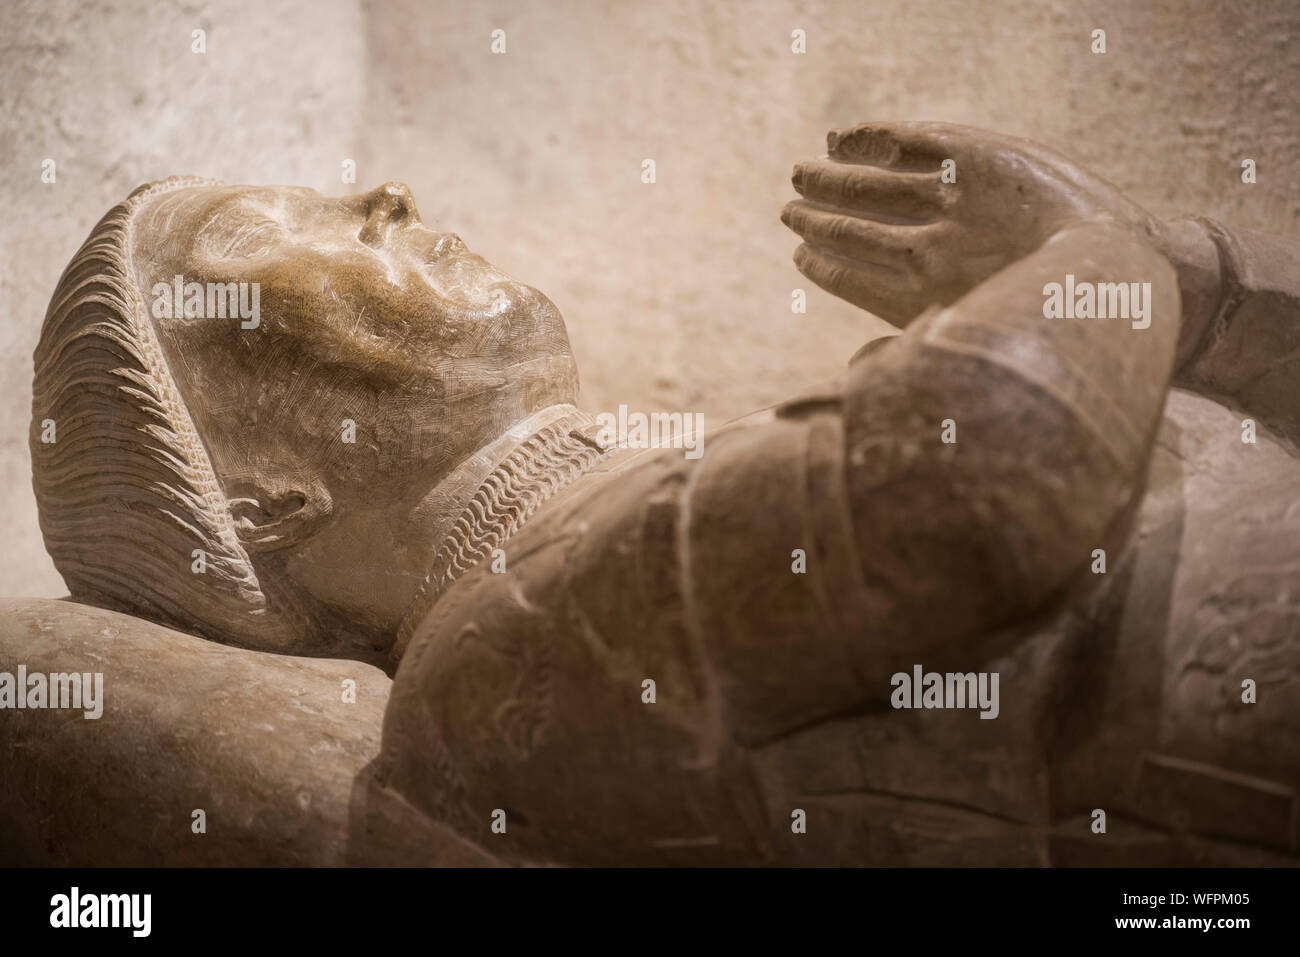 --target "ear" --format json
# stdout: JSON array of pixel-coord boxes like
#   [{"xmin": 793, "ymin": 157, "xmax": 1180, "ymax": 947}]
[{"xmin": 227, "ymin": 476, "xmax": 332, "ymax": 553}]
